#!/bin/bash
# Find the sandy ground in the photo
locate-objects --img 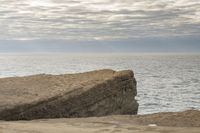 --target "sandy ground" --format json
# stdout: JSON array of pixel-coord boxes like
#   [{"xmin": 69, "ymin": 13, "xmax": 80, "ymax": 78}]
[{"xmin": 0, "ymin": 110, "xmax": 199, "ymax": 133}]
